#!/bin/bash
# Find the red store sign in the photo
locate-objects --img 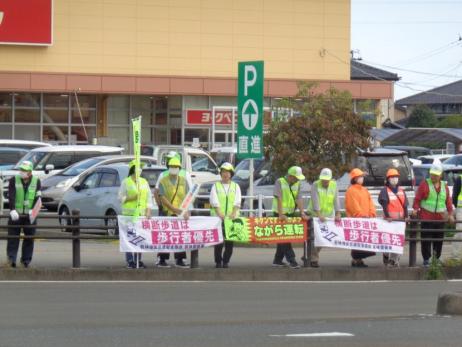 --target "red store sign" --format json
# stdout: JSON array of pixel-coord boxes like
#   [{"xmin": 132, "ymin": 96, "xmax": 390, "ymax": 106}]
[
  {"xmin": 186, "ymin": 110, "xmax": 235, "ymax": 125},
  {"xmin": 0, "ymin": 0, "xmax": 53, "ymax": 45}
]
